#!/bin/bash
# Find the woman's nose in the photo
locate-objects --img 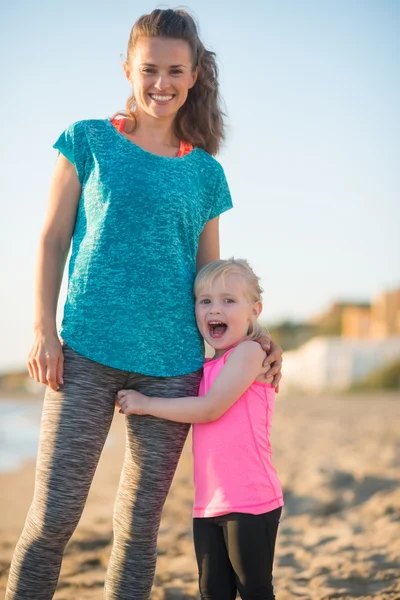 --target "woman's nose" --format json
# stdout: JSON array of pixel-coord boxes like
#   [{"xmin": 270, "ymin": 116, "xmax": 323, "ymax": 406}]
[{"xmin": 154, "ymin": 74, "xmax": 168, "ymax": 89}]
